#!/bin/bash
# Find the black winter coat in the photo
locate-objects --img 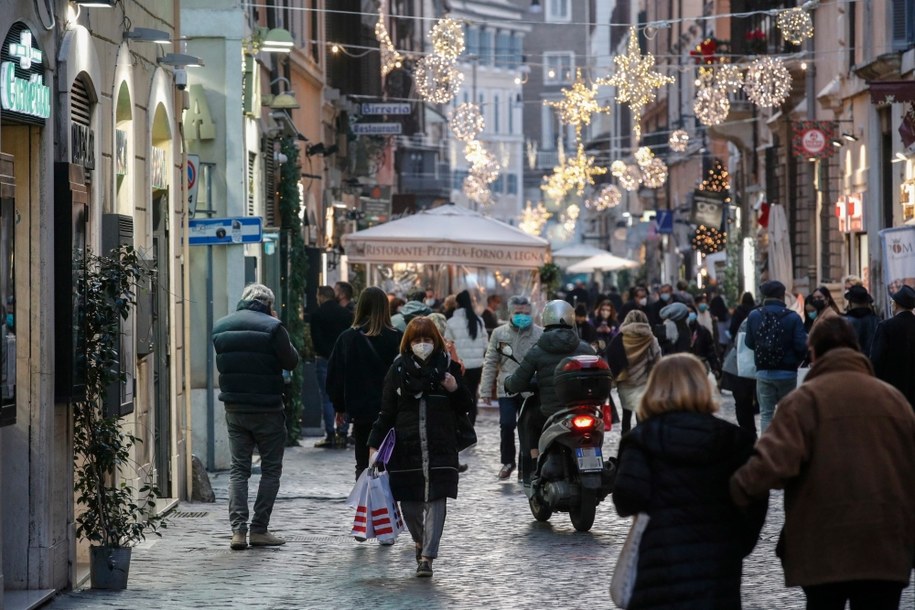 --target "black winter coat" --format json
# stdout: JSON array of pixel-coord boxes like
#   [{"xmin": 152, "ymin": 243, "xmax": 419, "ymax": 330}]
[
  {"xmin": 870, "ymin": 311, "xmax": 915, "ymax": 410},
  {"xmin": 613, "ymin": 412, "xmax": 767, "ymax": 610},
  {"xmin": 844, "ymin": 307, "xmax": 879, "ymax": 356},
  {"xmin": 368, "ymin": 352, "xmax": 473, "ymax": 502},
  {"xmin": 326, "ymin": 325, "xmax": 402, "ymax": 423},
  {"xmin": 504, "ymin": 327, "xmax": 594, "ymax": 417},
  {"xmin": 212, "ymin": 300, "xmax": 300, "ymax": 412},
  {"xmin": 310, "ymin": 300, "xmax": 353, "ymax": 358}
]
